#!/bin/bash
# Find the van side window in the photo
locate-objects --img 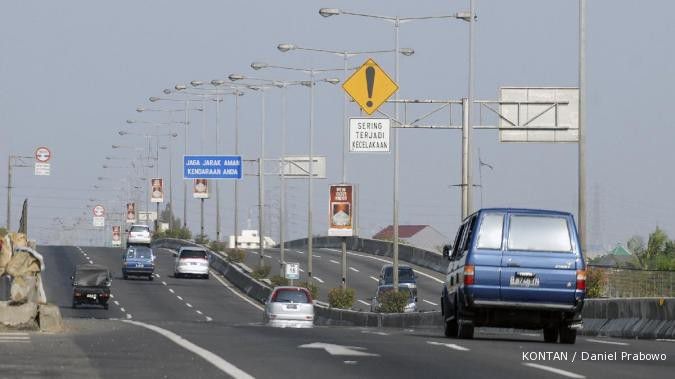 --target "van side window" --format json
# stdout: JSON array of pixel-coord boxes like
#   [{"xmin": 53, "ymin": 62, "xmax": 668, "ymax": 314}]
[
  {"xmin": 450, "ymin": 223, "xmax": 467, "ymax": 260},
  {"xmin": 476, "ymin": 213, "xmax": 504, "ymax": 250},
  {"xmin": 461, "ymin": 215, "xmax": 477, "ymax": 255}
]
